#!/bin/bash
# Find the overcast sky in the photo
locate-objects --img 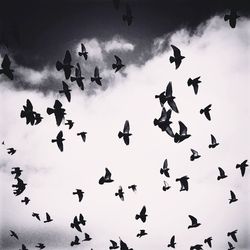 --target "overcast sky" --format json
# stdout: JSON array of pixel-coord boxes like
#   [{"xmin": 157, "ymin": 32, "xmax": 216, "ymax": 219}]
[{"xmin": 0, "ymin": 1, "xmax": 250, "ymax": 250}]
